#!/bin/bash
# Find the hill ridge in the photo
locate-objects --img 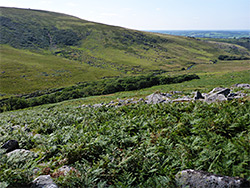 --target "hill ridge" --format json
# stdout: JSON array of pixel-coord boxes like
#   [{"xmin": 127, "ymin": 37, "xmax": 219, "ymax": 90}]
[{"xmin": 0, "ymin": 7, "xmax": 250, "ymax": 97}]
